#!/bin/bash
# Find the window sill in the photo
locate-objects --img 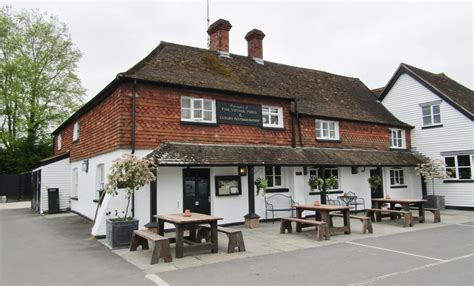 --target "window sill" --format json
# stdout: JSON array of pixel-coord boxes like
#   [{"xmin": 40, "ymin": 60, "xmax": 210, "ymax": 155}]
[
  {"xmin": 265, "ymin": 188, "xmax": 289, "ymax": 193},
  {"xmin": 262, "ymin": 126, "xmax": 285, "ymax": 131},
  {"xmin": 93, "ymin": 199, "xmax": 99, "ymax": 203},
  {"xmin": 443, "ymin": 180, "xmax": 474, "ymax": 183},
  {"xmin": 316, "ymin": 139, "xmax": 341, "ymax": 143},
  {"xmin": 72, "ymin": 140, "xmax": 79, "ymax": 144},
  {"xmin": 390, "ymin": 147, "xmax": 407, "ymax": 150},
  {"xmin": 70, "ymin": 197, "xmax": 79, "ymax": 201},
  {"xmin": 390, "ymin": 185, "xmax": 408, "ymax": 189},
  {"xmin": 180, "ymin": 120, "xmax": 218, "ymax": 127},
  {"xmin": 309, "ymin": 190, "xmax": 344, "ymax": 195},
  {"xmin": 421, "ymin": 124, "xmax": 443, "ymax": 130}
]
